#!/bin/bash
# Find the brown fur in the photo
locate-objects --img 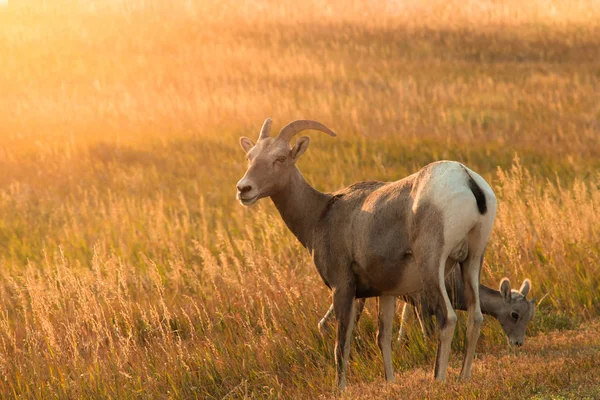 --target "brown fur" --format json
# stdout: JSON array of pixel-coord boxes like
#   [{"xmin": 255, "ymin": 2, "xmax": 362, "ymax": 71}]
[{"xmin": 237, "ymin": 119, "xmax": 497, "ymax": 387}]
